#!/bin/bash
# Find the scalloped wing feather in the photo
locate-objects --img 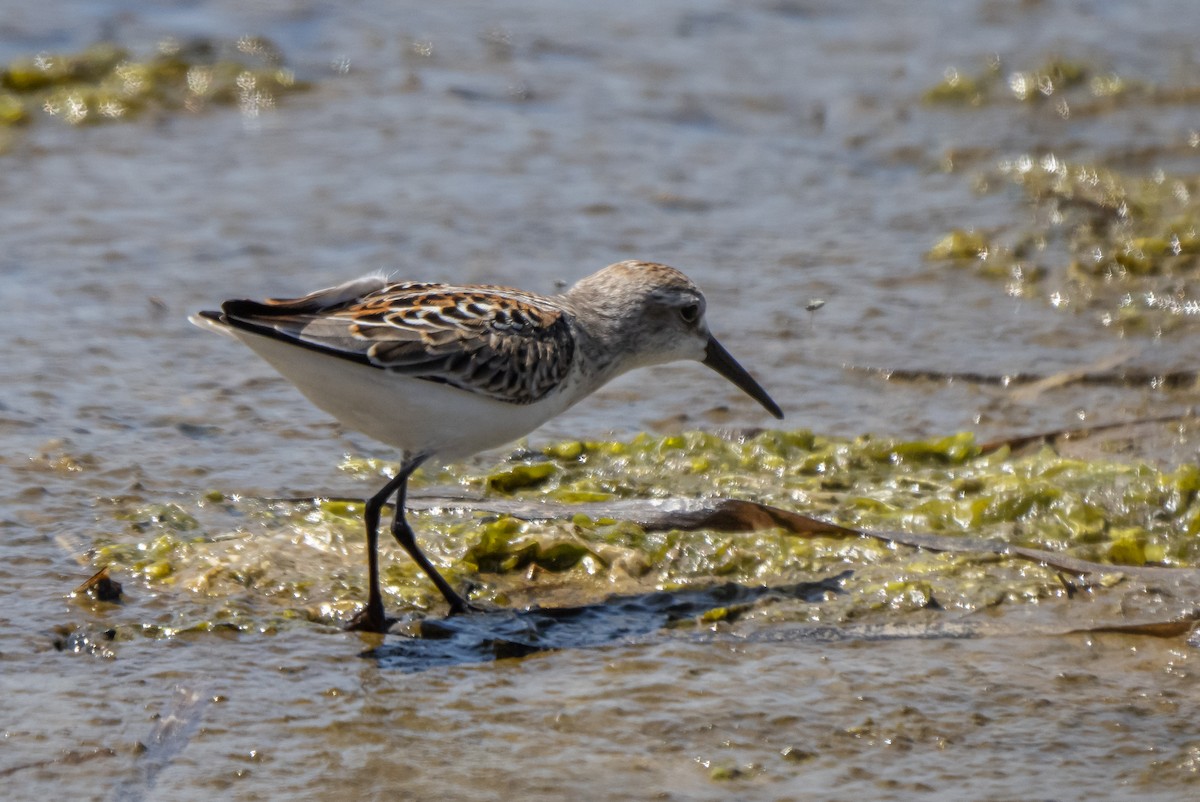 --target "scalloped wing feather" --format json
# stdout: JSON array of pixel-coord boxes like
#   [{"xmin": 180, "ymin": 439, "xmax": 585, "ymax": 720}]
[{"xmin": 219, "ymin": 279, "xmax": 575, "ymax": 405}]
